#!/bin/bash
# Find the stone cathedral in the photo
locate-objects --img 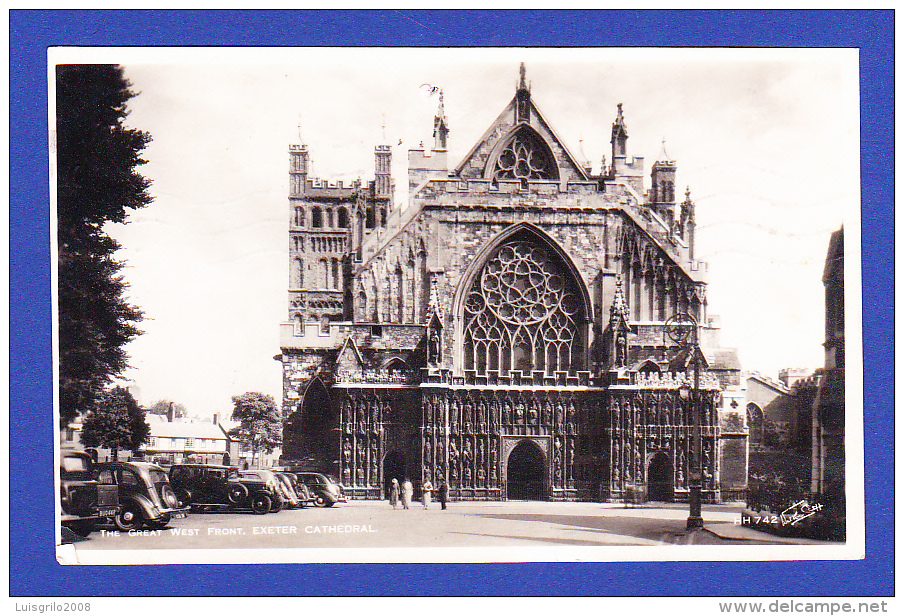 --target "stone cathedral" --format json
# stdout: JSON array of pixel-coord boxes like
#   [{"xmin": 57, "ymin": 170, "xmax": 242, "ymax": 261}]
[{"xmin": 278, "ymin": 65, "xmax": 740, "ymax": 503}]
